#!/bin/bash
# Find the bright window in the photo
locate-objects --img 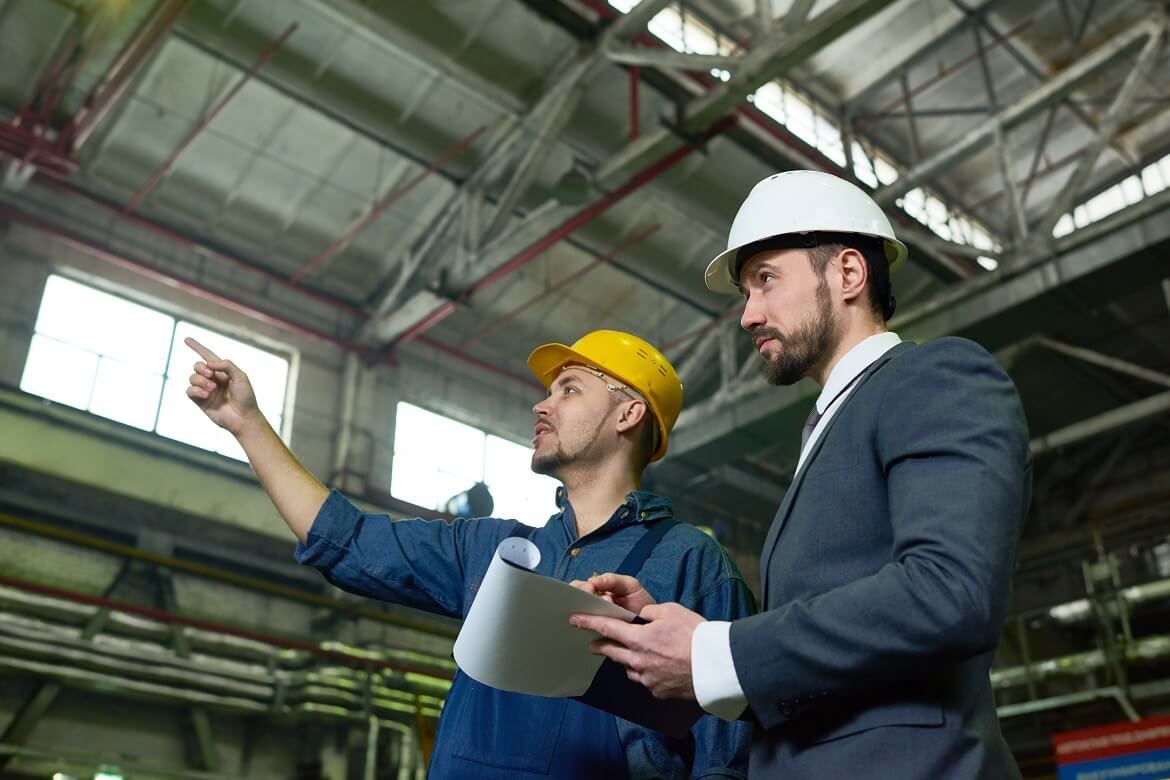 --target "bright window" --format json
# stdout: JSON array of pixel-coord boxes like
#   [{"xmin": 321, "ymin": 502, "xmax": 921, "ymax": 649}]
[
  {"xmin": 21, "ymin": 275, "xmax": 290, "ymax": 461},
  {"xmin": 391, "ymin": 402, "xmax": 559, "ymax": 526}
]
